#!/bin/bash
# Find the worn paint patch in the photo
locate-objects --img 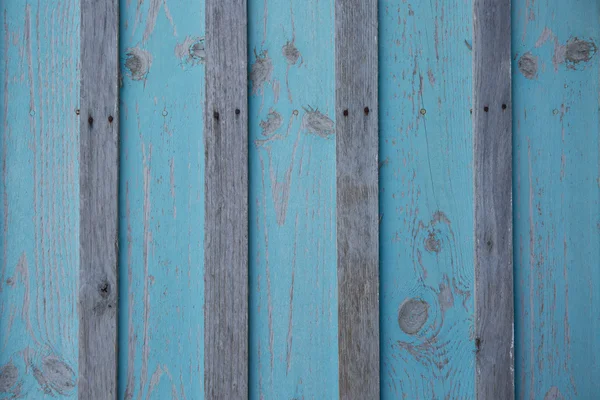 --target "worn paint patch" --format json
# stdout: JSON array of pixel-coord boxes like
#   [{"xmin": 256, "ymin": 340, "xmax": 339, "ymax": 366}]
[
  {"xmin": 565, "ymin": 38, "xmax": 597, "ymax": 64},
  {"xmin": 438, "ymin": 282, "xmax": 455, "ymax": 314},
  {"xmin": 535, "ymin": 27, "xmax": 554, "ymax": 48},
  {"xmin": 259, "ymin": 109, "xmax": 283, "ymax": 136},
  {"xmin": 31, "ymin": 355, "xmax": 76, "ymax": 396},
  {"xmin": 553, "ymin": 37, "xmax": 597, "ymax": 70},
  {"xmin": 301, "ymin": 106, "xmax": 334, "ymax": 138},
  {"xmin": 544, "ymin": 386, "xmax": 564, "ymax": 400},
  {"xmin": 175, "ymin": 36, "xmax": 205, "ymax": 66},
  {"xmin": 398, "ymin": 299, "xmax": 429, "ymax": 335},
  {"xmin": 0, "ymin": 362, "xmax": 19, "ymax": 393},
  {"xmin": 141, "ymin": 0, "xmax": 177, "ymax": 42},
  {"xmin": 124, "ymin": 47, "xmax": 153, "ymax": 81},
  {"xmin": 282, "ymin": 41, "xmax": 301, "ymax": 65},
  {"xmin": 518, "ymin": 52, "xmax": 538, "ymax": 79},
  {"xmin": 250, "ymin": 50, "xmax": 273, "ymax": 95}
]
